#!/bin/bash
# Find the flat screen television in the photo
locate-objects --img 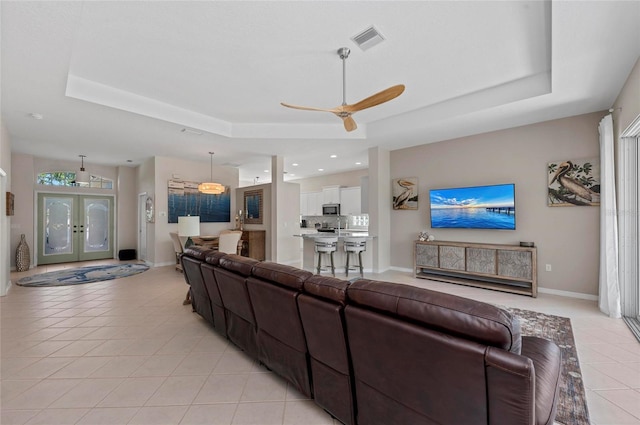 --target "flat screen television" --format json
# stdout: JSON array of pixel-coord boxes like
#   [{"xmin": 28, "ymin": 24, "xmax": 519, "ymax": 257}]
[{"xmin": 429, "ymin": 183, "xmax": 516, "ymax": 230}]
